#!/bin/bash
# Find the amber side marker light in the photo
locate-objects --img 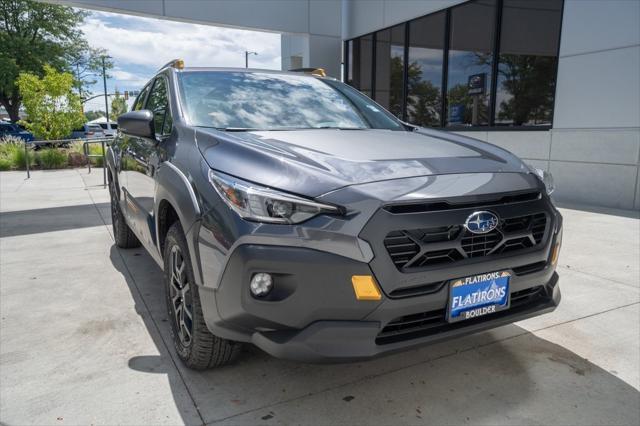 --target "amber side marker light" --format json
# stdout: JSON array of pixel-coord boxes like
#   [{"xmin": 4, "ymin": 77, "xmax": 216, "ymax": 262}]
[
  {"xmin": 351, "ymin": 275, "xmax": 382, "ymax": 301},
  {"xmin": 551, "ymin": 242, "xmax": 561, "ymax": 265}
]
